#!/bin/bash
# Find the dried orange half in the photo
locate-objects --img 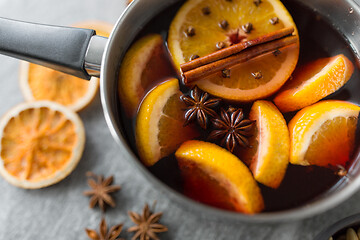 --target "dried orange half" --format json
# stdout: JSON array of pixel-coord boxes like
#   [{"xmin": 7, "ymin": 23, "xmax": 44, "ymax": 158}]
[
  {"xmin": 289, "ymin": 100, "xmax": 360, "ymax": 167},
  {"xmin": 168, "ymin": 0, "xmax": 299, "ymax": 102},
  {"xmin": 0, "ymin": 101, "xmax": 85, "ymax": 189},
  {"xmin": 19, "ymin": 21, "xmax": 113, "ymax": 112},
  {"xmin": 274, "ymin": 54, "xmax": 354, "ymax": 113},
  {"xmin": 175, "ymin": 140, "xmax": 264, "ymax": 214}
]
